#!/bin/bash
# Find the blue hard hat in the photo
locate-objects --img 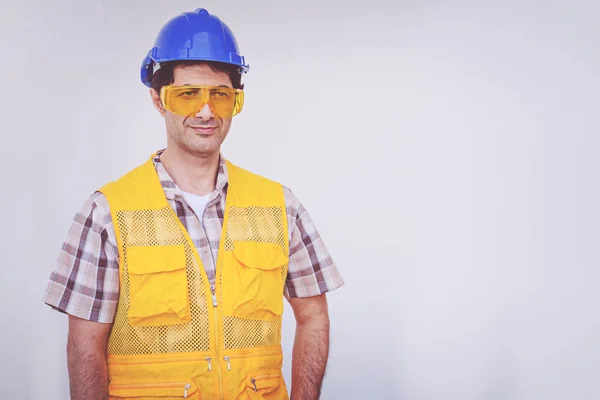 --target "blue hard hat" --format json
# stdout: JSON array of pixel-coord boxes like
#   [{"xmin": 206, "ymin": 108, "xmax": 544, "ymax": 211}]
[{"xmin": 140, "ymin": 8, "xmax": 249, "ymax": 87}]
